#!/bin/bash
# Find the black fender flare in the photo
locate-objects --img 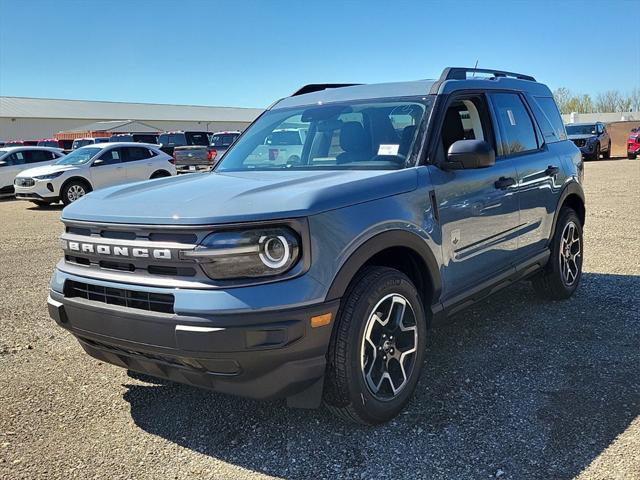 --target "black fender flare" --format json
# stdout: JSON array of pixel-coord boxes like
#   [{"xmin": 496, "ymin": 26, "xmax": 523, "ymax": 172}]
[
  {"xmin": 325, "ymin": 230, "xmax": 442, "ymax": 304},
  {"xmin": 550, "ymin": 181, "xmax": 585, "ymax": 237}
]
